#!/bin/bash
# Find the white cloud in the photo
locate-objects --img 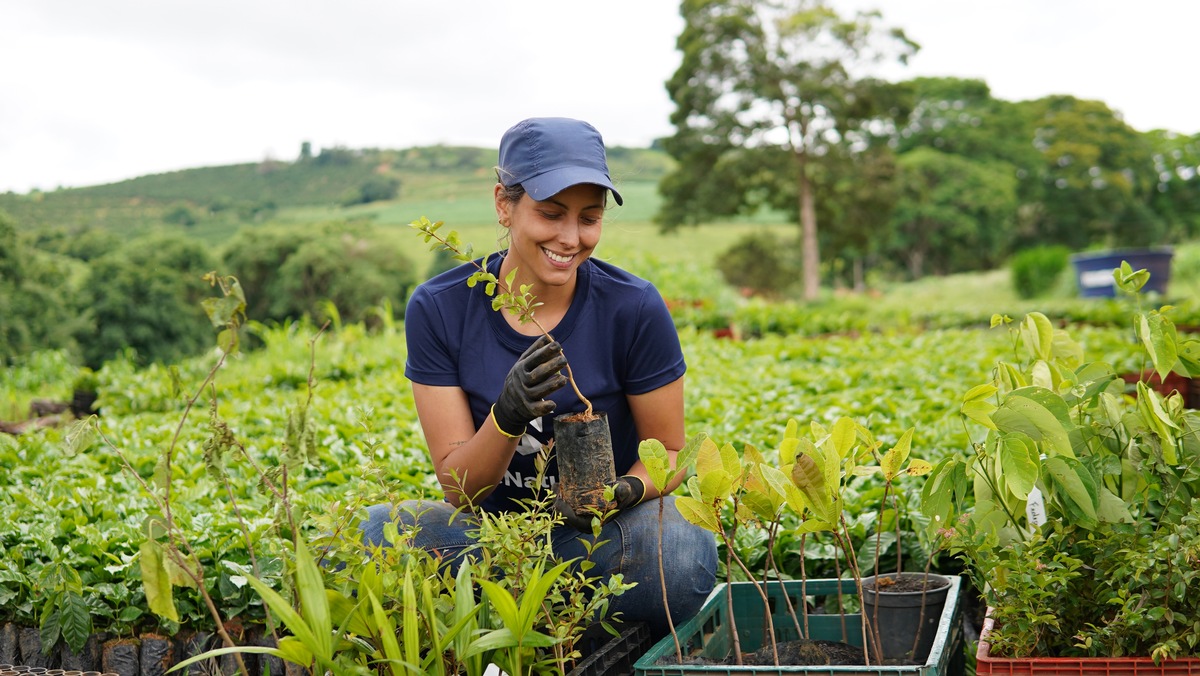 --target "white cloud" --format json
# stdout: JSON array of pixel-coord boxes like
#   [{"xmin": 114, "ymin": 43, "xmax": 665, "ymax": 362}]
[{"xmin": 2, "ymin": 0, "xmax": 1195, "ymax": 193}]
